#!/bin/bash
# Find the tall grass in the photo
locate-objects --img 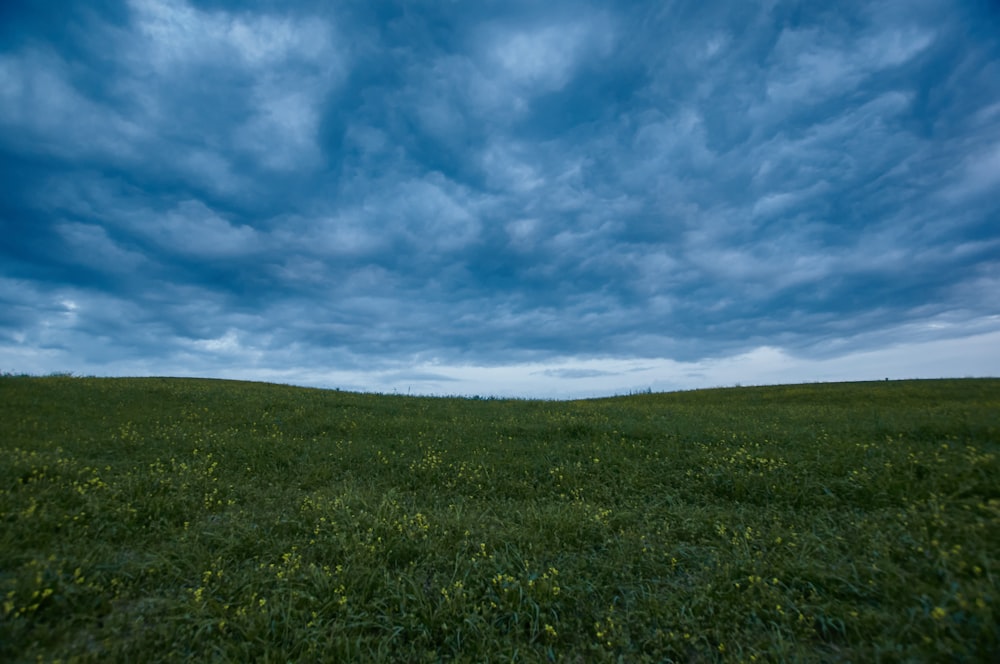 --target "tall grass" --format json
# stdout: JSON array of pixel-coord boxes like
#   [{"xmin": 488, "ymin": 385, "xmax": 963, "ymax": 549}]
[{"xmin": 1, "ymin": 376, "xmax": 997, "ymax": 661}]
